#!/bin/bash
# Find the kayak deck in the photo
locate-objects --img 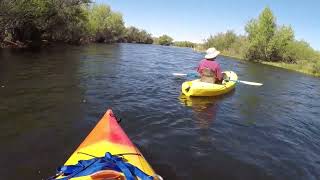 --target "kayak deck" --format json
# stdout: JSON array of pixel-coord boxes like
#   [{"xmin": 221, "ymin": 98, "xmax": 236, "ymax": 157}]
[{"xmin": 55, "ymin": 109, "xmax": 156, "ymax": 179}]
